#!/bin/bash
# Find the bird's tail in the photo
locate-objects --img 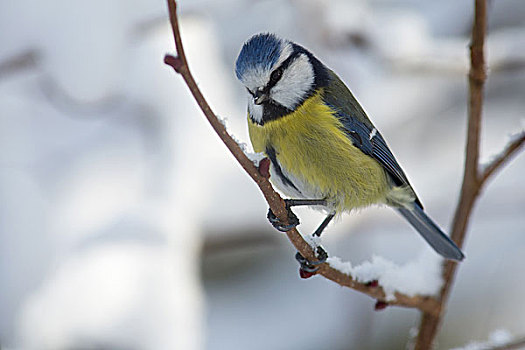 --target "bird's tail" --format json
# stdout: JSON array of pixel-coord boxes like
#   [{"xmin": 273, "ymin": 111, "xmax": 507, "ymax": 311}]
[{"xmin": 397, "ymin": 205, "xmax": 465, "ymax": 261}]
